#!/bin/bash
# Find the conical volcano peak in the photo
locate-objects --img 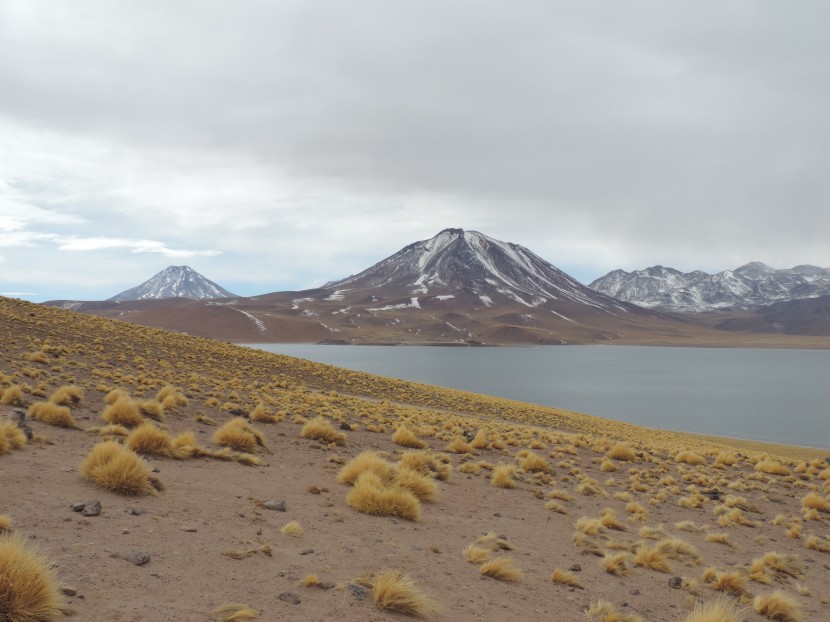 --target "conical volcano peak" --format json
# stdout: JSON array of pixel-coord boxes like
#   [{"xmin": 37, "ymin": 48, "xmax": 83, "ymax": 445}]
[{"xmin": 108, "ymin": 266, "xmax": 237, "ymax": 301}]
